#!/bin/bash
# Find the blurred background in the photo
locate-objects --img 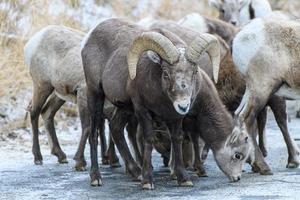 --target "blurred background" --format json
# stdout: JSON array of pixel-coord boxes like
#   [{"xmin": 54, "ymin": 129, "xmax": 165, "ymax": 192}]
[{"xmin": 0, "ymin": 0, "xmax": 299, "ymax": 146}]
